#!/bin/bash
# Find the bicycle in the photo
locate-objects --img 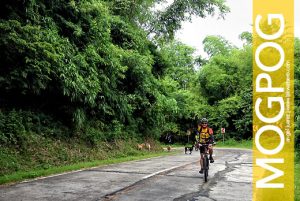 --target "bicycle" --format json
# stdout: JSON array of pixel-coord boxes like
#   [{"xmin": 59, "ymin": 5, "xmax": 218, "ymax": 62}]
[{"xmin": 200, "ymin": 143, "xmax": 210, "ymax": 182}]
